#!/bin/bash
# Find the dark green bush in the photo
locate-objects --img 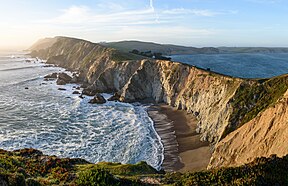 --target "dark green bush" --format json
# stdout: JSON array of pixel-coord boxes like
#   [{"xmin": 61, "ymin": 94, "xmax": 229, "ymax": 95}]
[{"xmin": 77, "ymin": 168, "xmax": 120, "ymax": 186}]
